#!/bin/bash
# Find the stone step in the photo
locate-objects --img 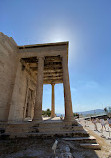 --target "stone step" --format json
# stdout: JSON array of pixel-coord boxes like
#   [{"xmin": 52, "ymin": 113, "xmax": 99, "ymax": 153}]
[
  {"xmin": 63, "ymin": 136, "xmax": 95, "ymax": 141},
  {"xmin": 7, "ymin": 130, "xmax": 89, "ymax": 138},
  {"xmin": 32, "ymin": 130, "xmax": 88, "ymax": 135},
  {"xmin": 0, "ymin": 133, "xmax": 10, "ymax": 140},
  {"xmin": 6, "ymin": 127, "xmax": 83, "ymax": 134},
  {"xmin": 29, "ymin": 130, "xmax": 87, "ymax": 134},
  {"xmin": 31, "ymin": 123, "xmax": 83, "ymax": 133},
  {"xmin": 33, "ymin": 121, "xmax": 77, "ymax": 127},
  {"xmin": 34, "ymin": 124, "xmax": 82, "ymax": 128},
  {"xmin": 0, "ymin": 128, "xmax": 5, "ymax": 134},
  {"xmin": 5, "ymin": 121, "xmax": 87, "ymax": 138},
  {"xmin": 6, "ymin": 123, "xmax": 84, "ymax": 135},
  {"xmin": 0, "ymin": 123, "xmax": 7, "ymax": 129},
  {"xmin": 80, "ymin": 143, "xmax": 100, "ymax": 150},
  {"xmin": 42, "ymin": 120, "xmax": 63, "ymax": 123},
  {"xmin": 34, "ymin": 123, "xmax": 64, "ymax": 128},
  {"xmin": 31, "ymin": 125, "xmax": 83, "ymax": 132},
  {"xmin": 6, "ymin": 126, "xmax": 30, "ymax": 133},
  {"xmin": 62, "ymin": 136, "xmax": 96, "ymax": 143}
]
